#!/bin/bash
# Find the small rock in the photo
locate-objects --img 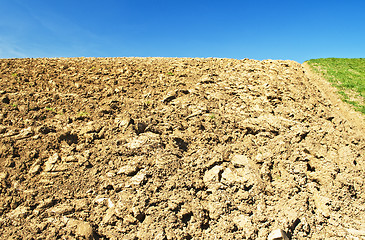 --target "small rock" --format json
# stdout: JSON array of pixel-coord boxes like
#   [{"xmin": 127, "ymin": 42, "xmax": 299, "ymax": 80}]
[
  {"xmin": 7, "ymin": 206, "xmax": 30, "ymax": 218},
  {"xmin": 233, "ymin": 215, "xmax": 255, "ymax": 236},
  {"xmin": 37, "ymin": 198, "xmax": 55, "ymax": 209},
  {"xmin": 94, "ymin": 197, "xmax": 108, "ymax": 204},
  {"xmin": 299, "ymin": 216, "xmax": 310, "ymax": 234},
  {"xmin": 221, "ymin": 168, "xmax": 236, "ymax": 183},
  {"xmin": 76, "ymin": 221, "xmax": 94, "ymax": 240},
  {"xmin": 221, "ymin": 167, "xmax": 255, "ymax": 187},
  {"xmin": 204, "ymin": 156, "xmax": 223, "ymax": 169},
  {"xmin": 78, "ymin": 156, "xmax": 91, "ymax": 167},
  {"xmin": 0, "ymin": 172, "xmax": 8, "ymax": 181},
  {"xmin": 117, "ymin": 164, "xmax": 138, "ymax": 176},
  {"xmin": 130, "ymin": 170, "xmax": 147, "ymax": 185},
  {"xmin": 48, "ymin": 203, "xmax": 74, "ymax": 215},
  {"xmin": 313, "ymin": 192, "xmax": 331, "ymax": 218},
  {"xmin": 102, "ymin": 208, "xmax": 116, "ymax": 224},
  {"xmin": 74, "ymin": 199, "xmax": 89, "ymax": 211},
  {"xmin": 154, "ymin": 231, "xmax": 167, "ymax": 240},
  {"xmin": 267, "ymin": 229, "xmax": 289, "ymax": 240},
  {"xmin": 206, "ymin": 202, "xmax": 226, "ymax": 220},
  {"xmin": 43, "ymin": 153, "xmax": 60, "ymax": 172},
  {"xmin": 83, "ymin": 150, "xmax": 91, "ymax": 159},
  {"xmin": 203, "ymin": 165, "xmax": 224, "ymax": 183},
  {"xmin": 235, "ymin": 167, "xmax": 255, "ymax": 183},
  {"xmin": 231, "ymin": 154, "xmax": 250, "ymax": 167},
  {"xmin": 106, "ymin": 172, "xmax": 116, "ymax": 177},
  {"xmin": 124, "ymin": 214, "xmax": 137, "ymax": 225},
  {"xmin": 79, "ymin": 121, "xmax": 101, "ymax": 135},
  {"xmin": 18, "ymin": 105, "xmax": 28, "ymax": 113},
  {"xmin": 49, "ymin": 153, "xmax": 60, "ymax": 163},
  {"xmin": 64, "ymin": 155, "xmax": 78, "ymax": 162},
  {"xmin": 53, "ymin": 163, "xmax": 69, "ymax": 172},
  {"xmin": 67, "ymin": 219, "xmax": 94, "ymax": 240},
  {"xmin": 29, "ymin": 164, "xmax": 41, "ymax": 175},
  {"xmin": 125, "ymin": 132, "xmax": 160, "ymax": 149},
  {"xmin": 107, "ymin": 198, "xmax": 115, "ymax": 208},
  {"xmin": 114, "ymin": 87, "xmax": 123, "ymax": 93},
  {"xmin": 4, "ymin": 129, "xmax": 18, "ymax": 137},
  {"xmin": 233, "ymin": 215, "xmax": 252, "ymax": 230},
  {"xmin": 114, "ymin": 116, "xmax": 132, "ymax": 130},
  {"xmin": 18, "ymin": 127, "xmax": 34, "ymax": 138}
]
